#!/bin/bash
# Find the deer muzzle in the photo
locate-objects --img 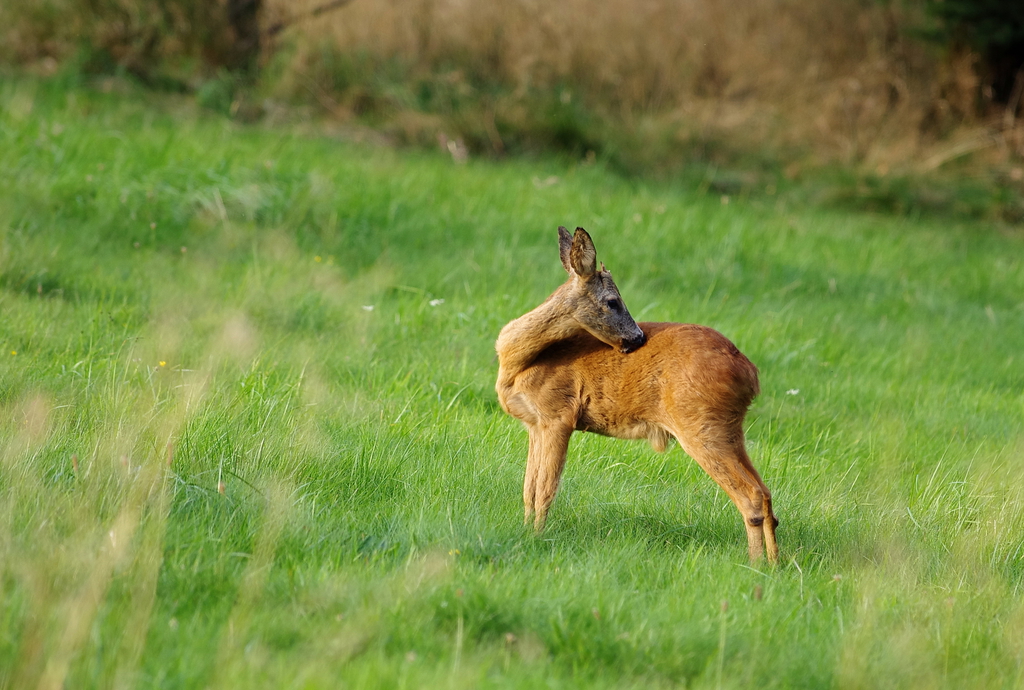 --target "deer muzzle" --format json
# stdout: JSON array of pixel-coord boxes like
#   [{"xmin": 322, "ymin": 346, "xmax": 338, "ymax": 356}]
[{"xmin": 620, "ymin": 330, "xmax": 647, "ymax": 354}]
